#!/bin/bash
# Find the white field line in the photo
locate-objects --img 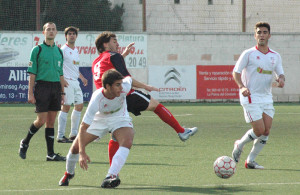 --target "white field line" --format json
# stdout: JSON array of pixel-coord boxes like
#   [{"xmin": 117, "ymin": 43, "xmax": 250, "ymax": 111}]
[{"xmin": 2, "ymin": 182, "xmax": 300, "ymax": 192}]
